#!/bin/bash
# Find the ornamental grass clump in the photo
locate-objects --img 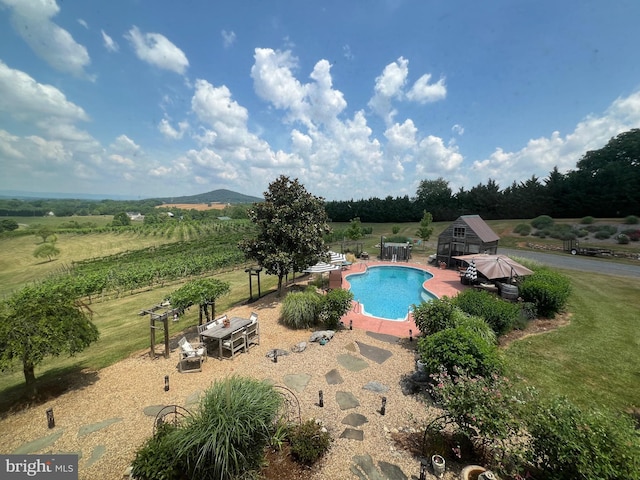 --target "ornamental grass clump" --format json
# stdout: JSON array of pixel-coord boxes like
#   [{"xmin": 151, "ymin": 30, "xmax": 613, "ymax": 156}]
[{"xmin": 280, "ymin": 288, "xmax": 322, "ymax": 328}]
